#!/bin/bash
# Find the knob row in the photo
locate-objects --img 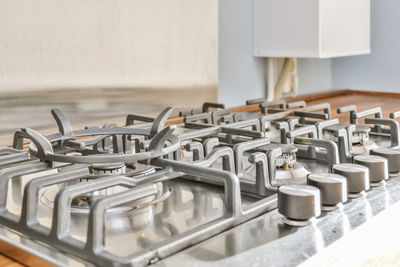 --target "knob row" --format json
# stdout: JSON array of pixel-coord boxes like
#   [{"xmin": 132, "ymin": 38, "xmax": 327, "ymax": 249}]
[{"xmin": 278, "ymin": 154, "xmax": 389, "ymax": 226}]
